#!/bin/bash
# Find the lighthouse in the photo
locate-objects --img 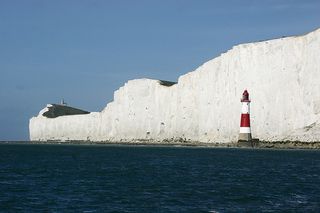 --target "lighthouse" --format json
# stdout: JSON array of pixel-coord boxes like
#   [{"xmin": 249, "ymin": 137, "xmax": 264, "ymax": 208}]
[{"xmin": 239, "ymin": 90, "xmax": 252, "ymax": 141}]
